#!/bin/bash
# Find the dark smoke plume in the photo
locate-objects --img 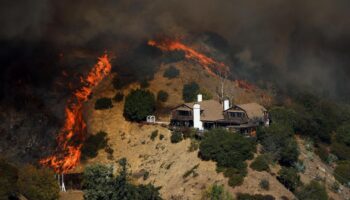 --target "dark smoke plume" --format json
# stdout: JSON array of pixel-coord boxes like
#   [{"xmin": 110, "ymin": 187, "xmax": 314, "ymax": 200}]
[{"xmin": 1, "ymin": 0, "xmax": 350, "ymax": 101}]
